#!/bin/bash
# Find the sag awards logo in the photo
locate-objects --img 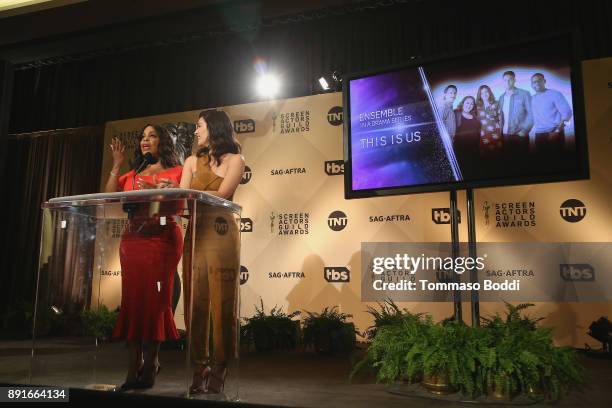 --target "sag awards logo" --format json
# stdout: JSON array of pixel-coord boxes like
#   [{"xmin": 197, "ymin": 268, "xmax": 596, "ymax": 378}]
[
  {"xmin": 327, "ymin": 106, "xmax": 343, "ymax": 126},
  {"xmin": 328, "ymin": 210, "xmax": 348, "ymax": 231},
  {"xmin": 214, "ymin": 217, "xmax": 228, "ymax": 235},
  {"xmin": 111, "ymin": 130, "xmax": 140, "ymax": 150},
  {"xmin": 240, "ymin": 265, "xmax": 249, "ymax": 285},
  {"xmin": 108, "ymin": 219, "xmax": 128, "ymax": 238},
  {"xmin": 484, "ymin": 201, "xmax": 536, "ymax": 228},
  {"xmin": 271, "ymin": 111, "xmax": 278, "ymax": 133},
  {"xmin": 324, "ymin": 267, "xmax": 350, "ymax": 283},
  {"xmin": 370, "ymin": 214, "xmax": 410, "ymax": 222},
  {"xmin": 324, "ymin": 160, "xmax": 344, "ymax": 176},
  {"xmin": 560, "ymin": 199, "xmax": 587, "ymax": 223},
  {"xmin": 270, "ymin": 167, "xmax": 307, "ymax": 176},
  {"xmin": 240, "ymin": 165, "xmax": 252, "ymax": 184},
  {"xmin": 560, "ymin": 264, "xmax": 595, "ymax": 281},
  {"xmin": 431, "ymin": 208, "xmax": 461, "ymax": 224},
  {"xmin": 280, "ymin": 110, "xmax": 310, "ymax": 134},
  {"xmin": 234, "ymin": 119, "xmax": 255, "ymax": 134},
  {"xmin": 273, "ymin": 212, "xmax": 310, "ymax": 235},
  {"xmin": 240, "ymin": 218, "xmax": 253, "ymax": 232}
]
